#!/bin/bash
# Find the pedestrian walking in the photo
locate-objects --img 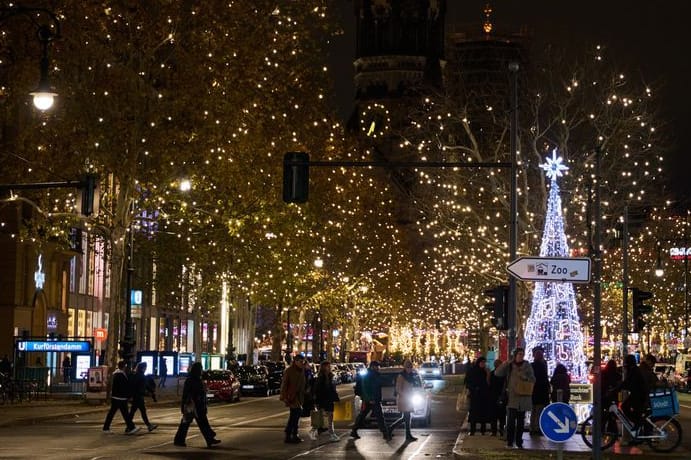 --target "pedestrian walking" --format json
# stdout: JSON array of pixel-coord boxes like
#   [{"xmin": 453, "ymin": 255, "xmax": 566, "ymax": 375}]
[
  {"xmin": 350, "ymin": 361, "xmax": 391, "ymax": 441},
  {"xmin": 550, "ymin": 363, "xmax": 571, "ymax": 403},
  {"xmin": 128, "ymin": 362, "xmax": 158, "ymax": 432},
  {"xmin": 62, "ymin": 356, "xmax": 71, "ymax": 383},
  {"xmin": 279, "ymin": 354, "xmax": 307, "ymax": 443},
  {"xmin": 466, "ymin": 356, "xmax": 492, "ymax": 435},
  {"xmin": 174, "ymin": 362, "xmax": 221, "ymax": 448},
  {"xmin": 158, "ymin": 359, "xmax": 168, "ymax": 388},
  {"xmin": 488, "ymin": 358, "xmax": 507, "ymax": 437},
  {"xmin": 529, "ymin": 346, "xmax": 550, "ymax": 435},
  {"xmin": 388, "ymin": 359, "xmax": 418, "ymax": 441},
  {"xmin": 102, "ymin": 360, "xmax": 139, "ymax": 435},
  {"xmin": 310, "ymin": 360, "xmax": 340, "ymax": 442},
  {"xmin": 495, "ymin": 347, "xmax": 535, "ymax": 449}
]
